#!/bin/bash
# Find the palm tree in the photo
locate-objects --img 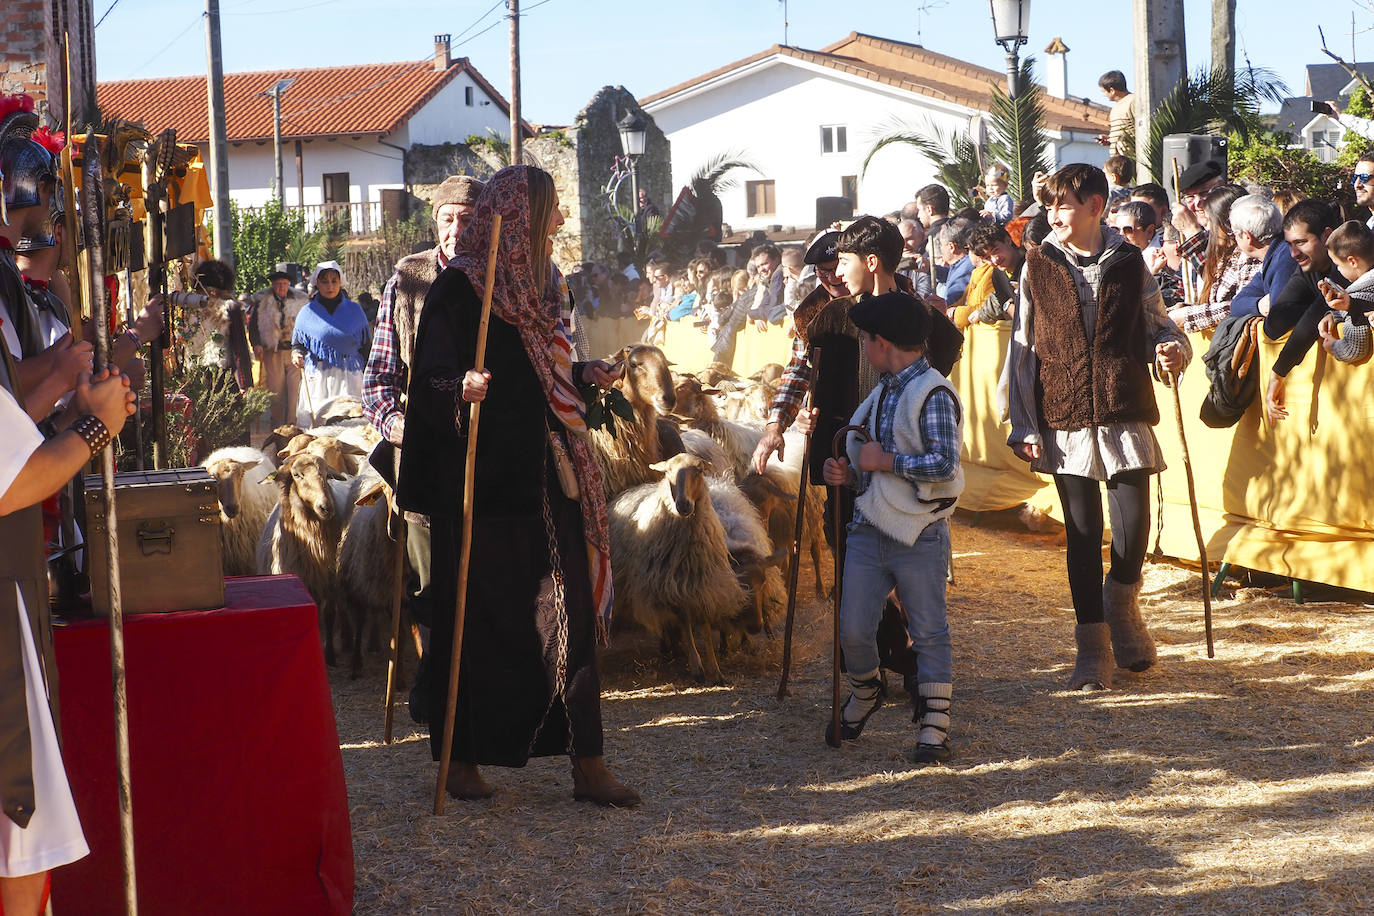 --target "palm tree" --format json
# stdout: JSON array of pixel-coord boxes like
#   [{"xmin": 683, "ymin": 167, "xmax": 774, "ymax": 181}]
[
  {"xmin": 862, "ymin": 118, "xmax": 983, "ymax": 210},
  {"xmin": 987, "ymin": 58, "xmax": 1052, "ymax": 202},
  {"xmin": 1145, "ymin": 66, "xmax": 1287, "ymax": 183}
]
